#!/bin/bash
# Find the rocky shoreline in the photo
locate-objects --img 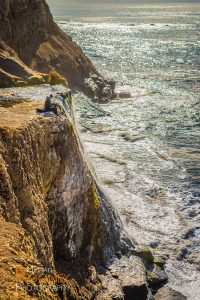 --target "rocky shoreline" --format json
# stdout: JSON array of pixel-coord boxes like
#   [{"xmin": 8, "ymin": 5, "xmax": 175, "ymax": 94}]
[
  {"xmin": 0, "ymin": 96, "xmax": 175, "ymax": 299},
  {"xmin": 0, "ymin": 1, "xmax": 191, "ymax": 299}
]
